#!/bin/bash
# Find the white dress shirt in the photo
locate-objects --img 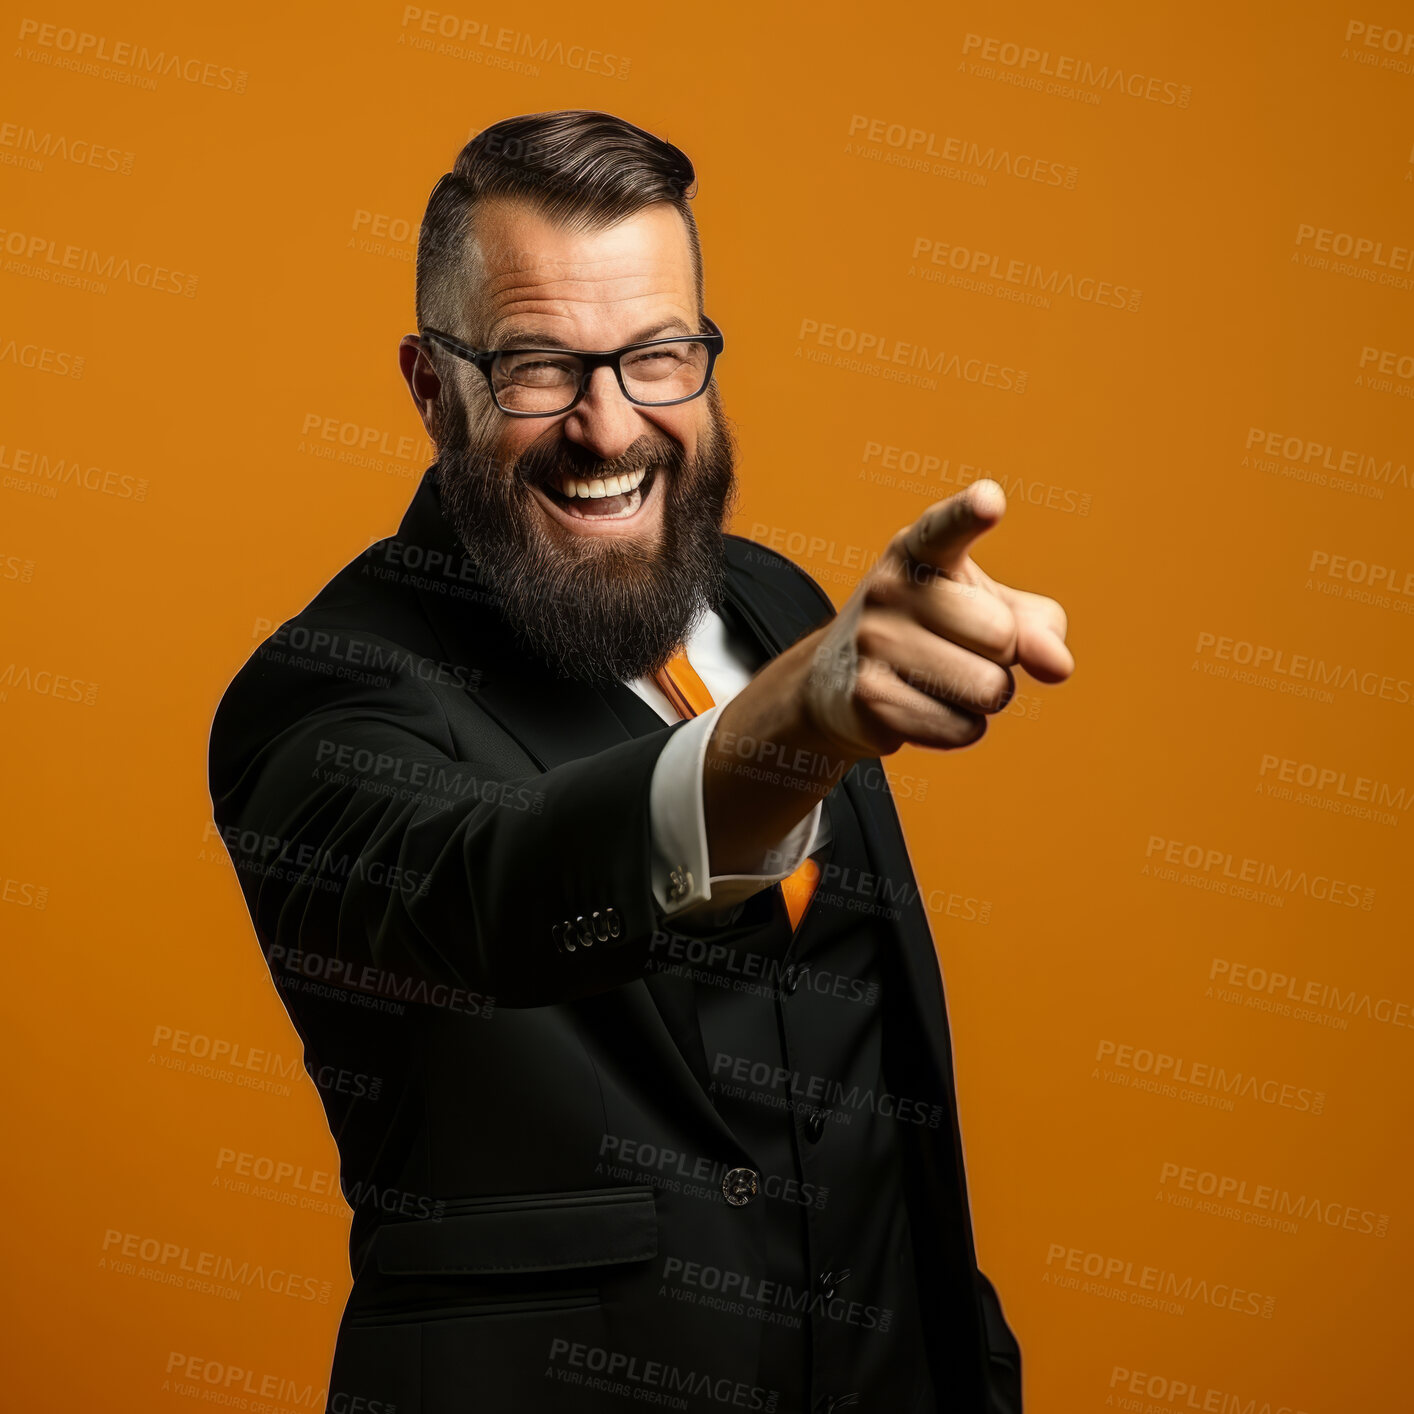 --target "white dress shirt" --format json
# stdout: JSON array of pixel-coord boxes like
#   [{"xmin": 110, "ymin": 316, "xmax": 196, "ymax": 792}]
[{"xmin": 626, "ymin": 608, "xmax": 831, "ymax": 921}]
